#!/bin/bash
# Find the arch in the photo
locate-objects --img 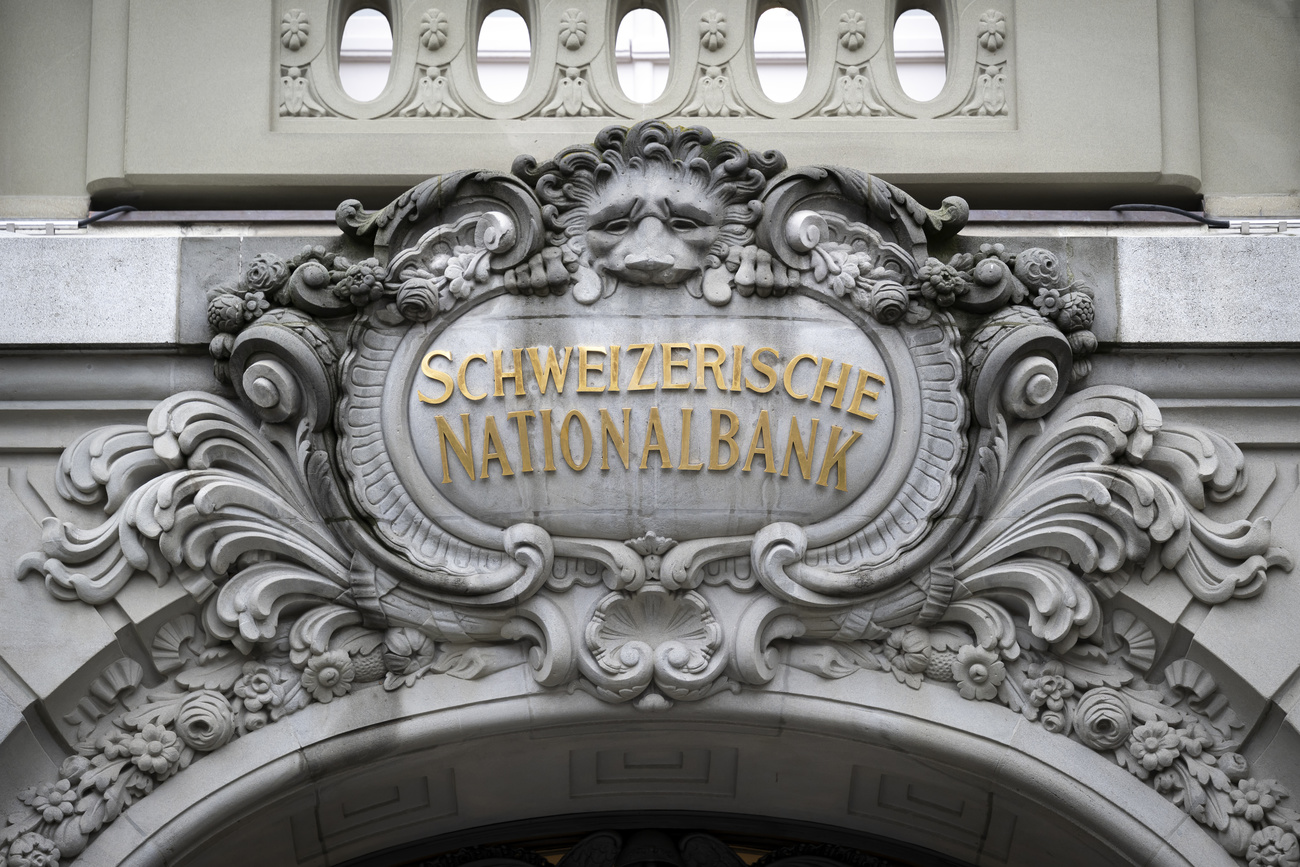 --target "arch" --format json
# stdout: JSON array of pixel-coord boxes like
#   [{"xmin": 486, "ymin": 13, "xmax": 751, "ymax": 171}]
[{"xmin": 84, "ymin": 683, "xmax": 1223, "ymax": 867}]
